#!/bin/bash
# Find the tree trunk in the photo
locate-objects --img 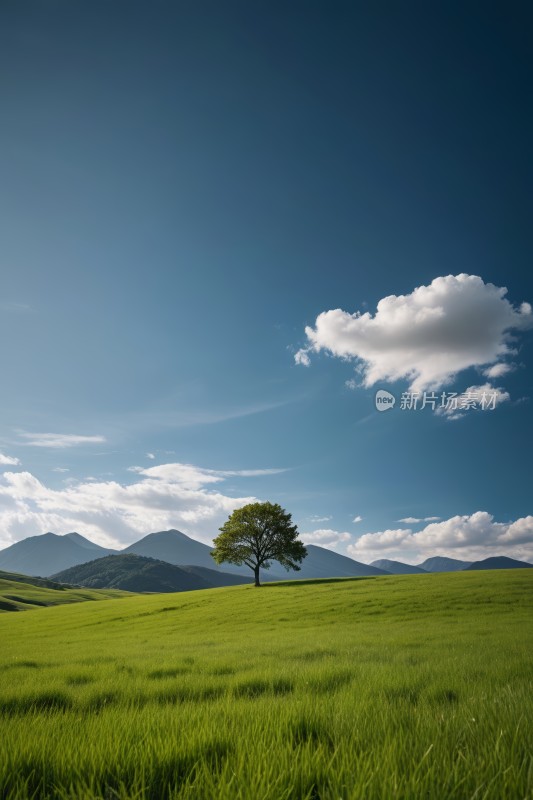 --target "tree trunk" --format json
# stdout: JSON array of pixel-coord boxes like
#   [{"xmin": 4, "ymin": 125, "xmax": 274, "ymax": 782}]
[{"xmin": 254, "ymin": 564, "xmax": 261, "ymax": 587}]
